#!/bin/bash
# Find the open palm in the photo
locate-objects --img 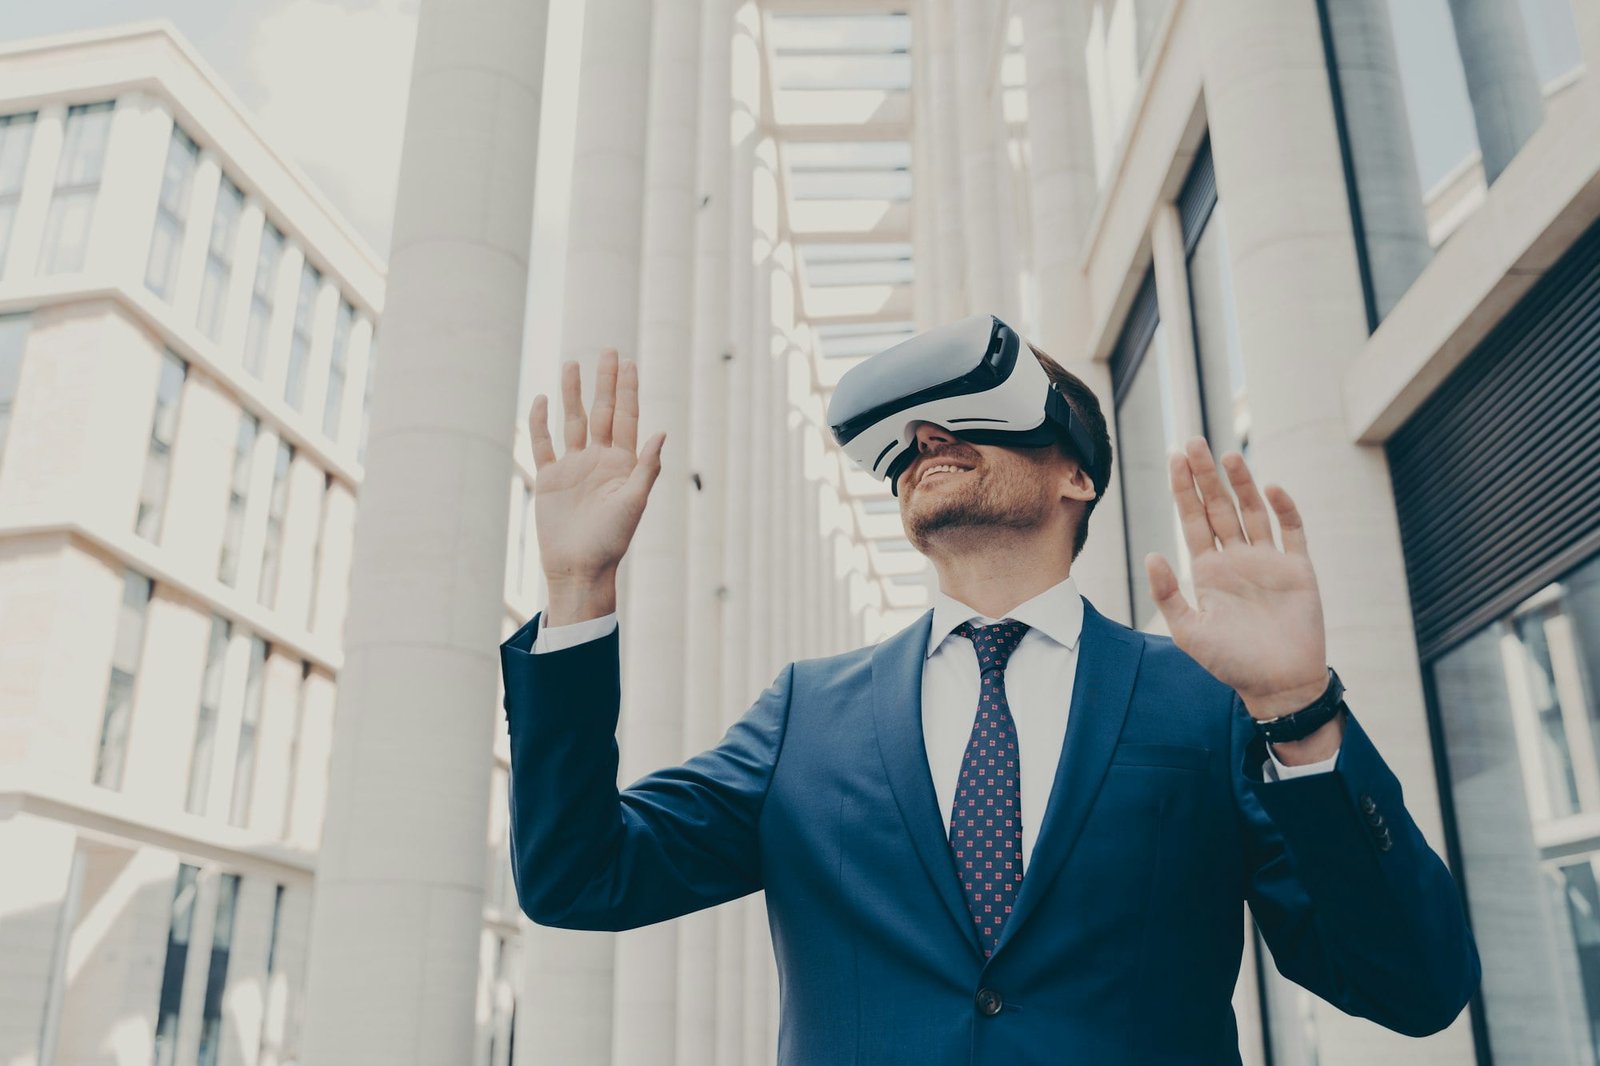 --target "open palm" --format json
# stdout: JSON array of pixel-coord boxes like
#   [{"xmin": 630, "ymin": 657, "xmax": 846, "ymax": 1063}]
[
  {"xmin": 1145, "ymin": 437, "xmax": 1329, "ymax": 720},
  {"xmin": 529, "ymin": 349, "xmax": 665, "ymax": 585}
]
